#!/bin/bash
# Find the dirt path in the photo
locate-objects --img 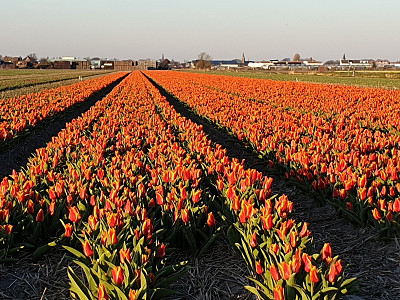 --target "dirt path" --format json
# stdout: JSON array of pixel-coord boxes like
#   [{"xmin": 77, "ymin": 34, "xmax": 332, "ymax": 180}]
[{"xmin": 145, "ymin": 73, "xmax": 400, "ymax": 300}]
